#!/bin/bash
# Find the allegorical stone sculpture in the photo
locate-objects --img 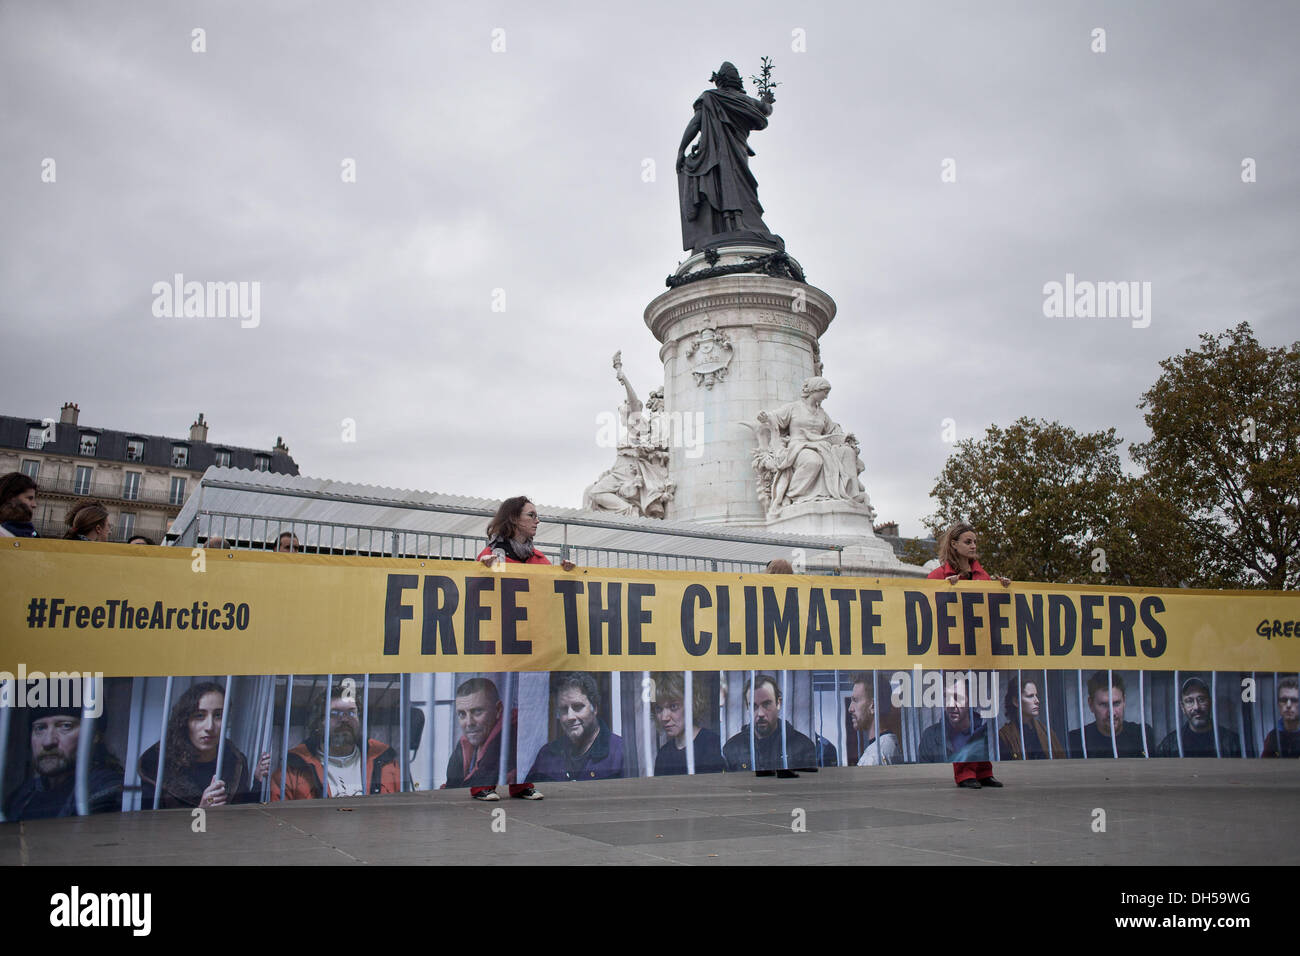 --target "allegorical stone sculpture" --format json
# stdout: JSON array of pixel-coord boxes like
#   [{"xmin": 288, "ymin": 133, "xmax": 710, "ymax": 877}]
[
  {"xmin": 676, "ymin": 60, "xmax": 783, "ymax": 255},
  {"xmin": 583, "ymin": 354, "xmax": 676, "ymax": 519},
  {"xmin": 746, "ymin": 376, "xmax": 872, "ymax": 520}
]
